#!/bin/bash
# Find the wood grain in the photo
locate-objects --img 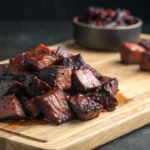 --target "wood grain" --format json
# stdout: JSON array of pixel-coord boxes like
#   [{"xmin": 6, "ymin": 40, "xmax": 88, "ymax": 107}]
[{"xmin": 0, "ymin": 34, "xmax": 150, "ymax": 150}]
